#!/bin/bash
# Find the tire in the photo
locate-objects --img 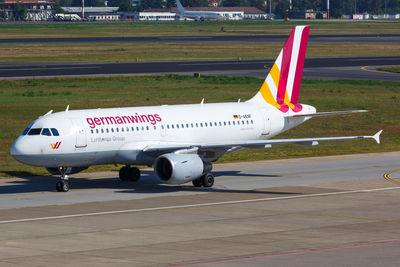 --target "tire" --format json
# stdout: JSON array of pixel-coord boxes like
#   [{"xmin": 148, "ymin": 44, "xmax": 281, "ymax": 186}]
[
  {"xmin": 56, "ymin": 181, "xmax": 69, "ymax": 192},
  {"xmin": 192, "ymin": 178, "xmax": 202, "ymax": 187},
  {"xmin": 56, "ymin": 181, "xmax": 63, "ymax": 192},
  {"xmin": 128, "ymin": 167, "xmax": 141, "ymax": 182},
  {"xmin": 201, "ymin": 173, "xmax": 214, "ymax": 188},
  {"xmin": 119, "ymin": 167, "xmax": 129, "ymax": 181},
  {"xmin": 61, "ymin": 181, "xmax": 69, "ymax": 192}
]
